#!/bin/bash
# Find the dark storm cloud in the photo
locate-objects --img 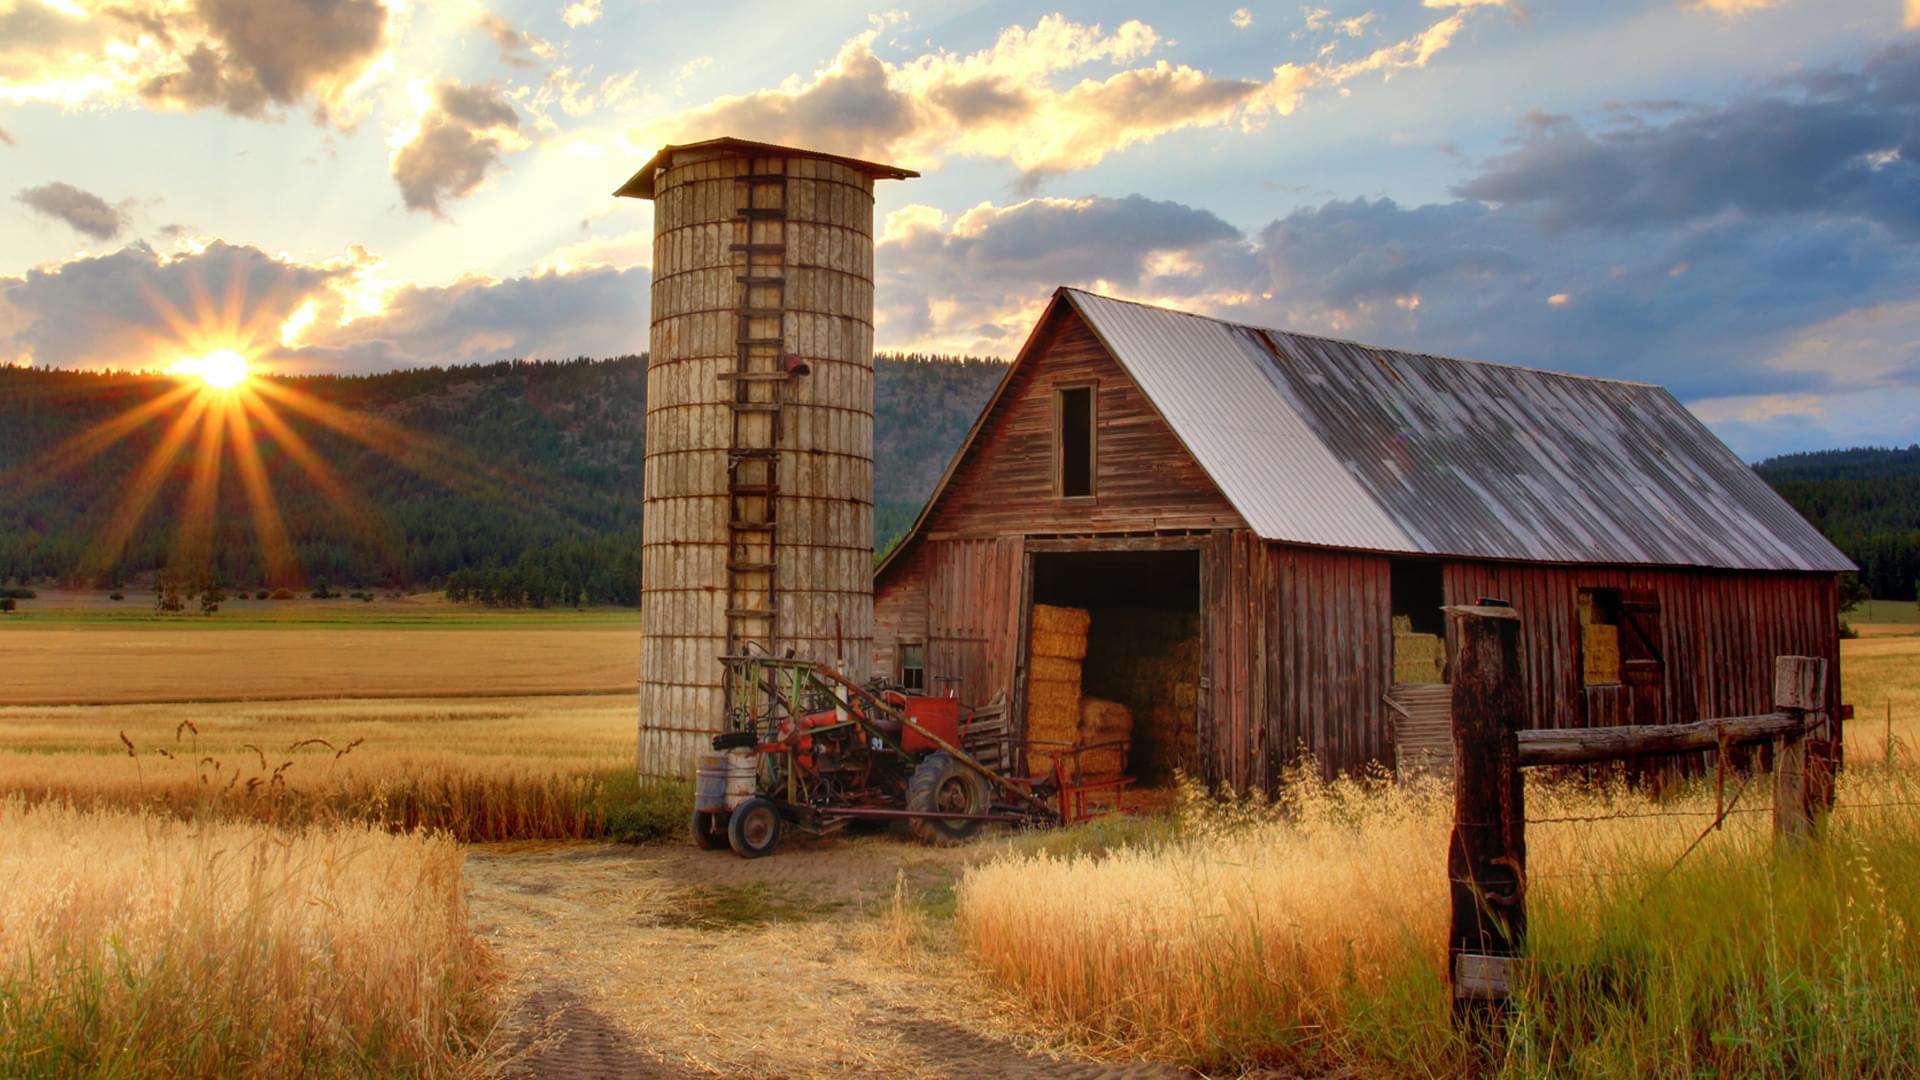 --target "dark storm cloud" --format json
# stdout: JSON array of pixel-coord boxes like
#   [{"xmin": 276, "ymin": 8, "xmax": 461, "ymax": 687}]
[
  {"xmin": 16, "ymin": 182, "xmax": 125, "ymax": 240},
  {"xmin": 1455, "ymin": 43, "xmax": 1920, "ymax": 235},
  {"xmin": 390, "ymin": 84, "xmax": 523, "ymax": 216}
]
